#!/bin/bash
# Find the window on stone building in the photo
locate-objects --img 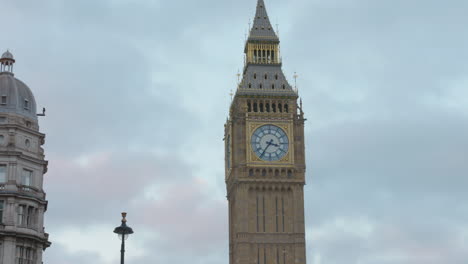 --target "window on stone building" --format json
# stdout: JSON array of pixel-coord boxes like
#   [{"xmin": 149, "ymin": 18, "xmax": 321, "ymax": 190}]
[
  {"xmin": 17, "ymin": 205, "xmax": 37, "ymax": 228},
  {"xmin": 256, "ymin": 196, "xmax": 259, "ymax": 232},
  {"xmin": 256, "ymin": 195, "xmax": 266, "ymax": 232},
  {"xmin": 281, "ymin": 197, "xmax": 285, "ymax": 232},
  {"xmin": 275, "ymin": 197, "xmax": 279, "ymax": 232},
  {"xmin": 16, "ymin": 246, "xmax": 36, "ymax": 264},
  {"xmin": 27, "ymin": 207, "xmax": 35, "ymax": 227},
  {"xmin": 262, "ymin": 196, "xmax": 266, "ymax": 232},
  {"xmin": 0, "ymin": 200, "xmax": 4, "ymax": 224},
  {"xmin": 1, "ymin": 96, "xmax": 6, "ymax": 105},
  {"xmin": 22, "ymin": 169, "xmax": 32, "ymax": 186},
  {"xmin": 17, "ymin": 205, "xmax": 26, "ymax": 226},
  {"xmin": 24, "ymin": 99, "xmax": 29, "ymax": 110},
  {"xmin": 0, "ymin": 165, "xmax": 5, "ymax": 183}
]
